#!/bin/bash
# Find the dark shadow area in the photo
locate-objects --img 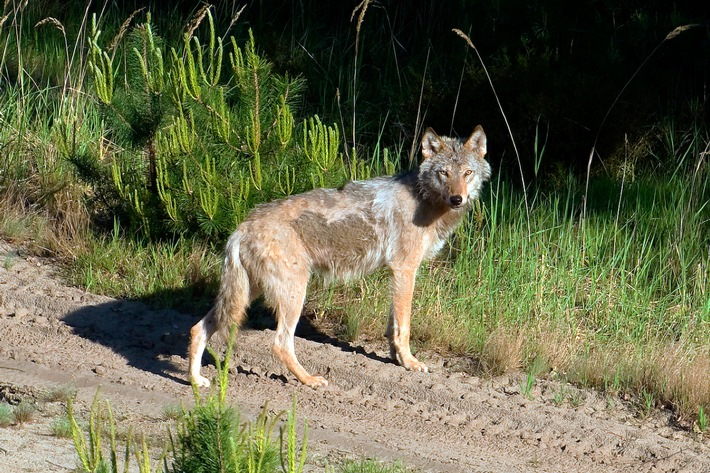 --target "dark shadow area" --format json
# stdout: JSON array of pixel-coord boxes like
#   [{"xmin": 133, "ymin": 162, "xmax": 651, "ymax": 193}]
[
  {"xmin": 296, "ymin": 312, "xmax": 393, "ymax": 366},
  {"xmin": 224, "ymin": 298, "xmax": 393, "ymax": 366},
  {"xmin": 63, "ymin": 289, "xmax": 394, "ymax": 385},
  {"xmin": 63, "ymin": 292, "xmax": 198, "ymax": 386}
]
